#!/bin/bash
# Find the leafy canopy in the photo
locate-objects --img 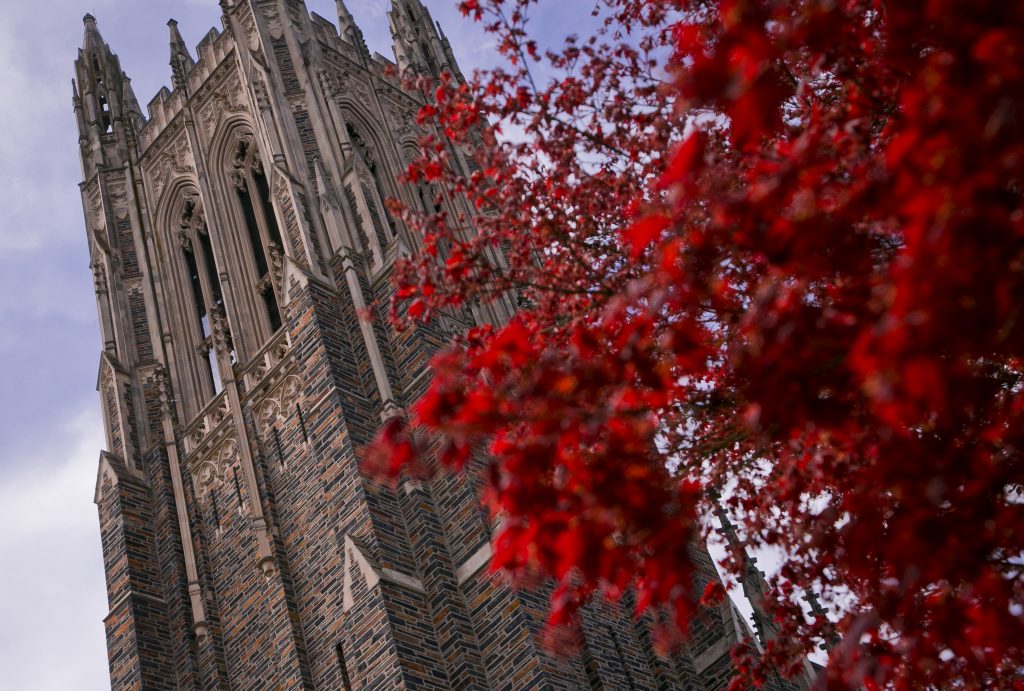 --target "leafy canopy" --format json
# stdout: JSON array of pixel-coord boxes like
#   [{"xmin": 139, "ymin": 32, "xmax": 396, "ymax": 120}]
[{"xmin": 368, "ymin": 1, "xmax": 1024, "ymax": 687}]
